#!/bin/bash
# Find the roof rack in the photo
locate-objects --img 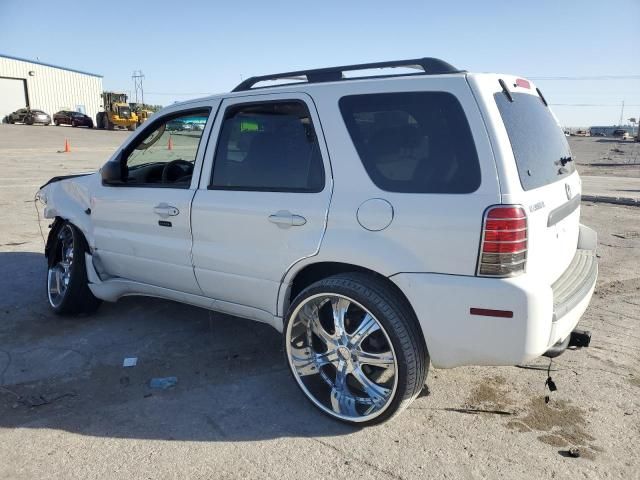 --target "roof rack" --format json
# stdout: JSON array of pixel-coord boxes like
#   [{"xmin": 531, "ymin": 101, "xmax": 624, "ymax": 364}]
[{"xmin": 232, "ymin": 57, "xmax": 464, "ymax": 92}]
